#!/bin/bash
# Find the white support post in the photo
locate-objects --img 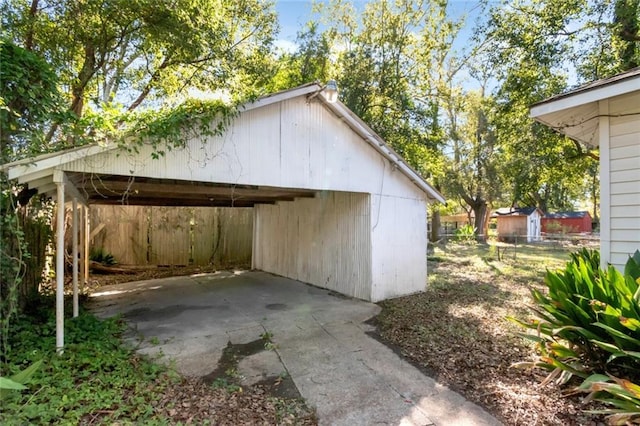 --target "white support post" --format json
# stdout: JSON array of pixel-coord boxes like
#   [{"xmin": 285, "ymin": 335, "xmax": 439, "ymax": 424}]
[
  {"xmin": 72, "ymin": 198, "xmax": 79, "ymax": 318},
  {"xmin": 55, "ymin": 182, "xmax": 65, "ymax": 352},
  {"xmin": 84, "ymin": 206, "xmax": 90, "ymax": 286}
]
